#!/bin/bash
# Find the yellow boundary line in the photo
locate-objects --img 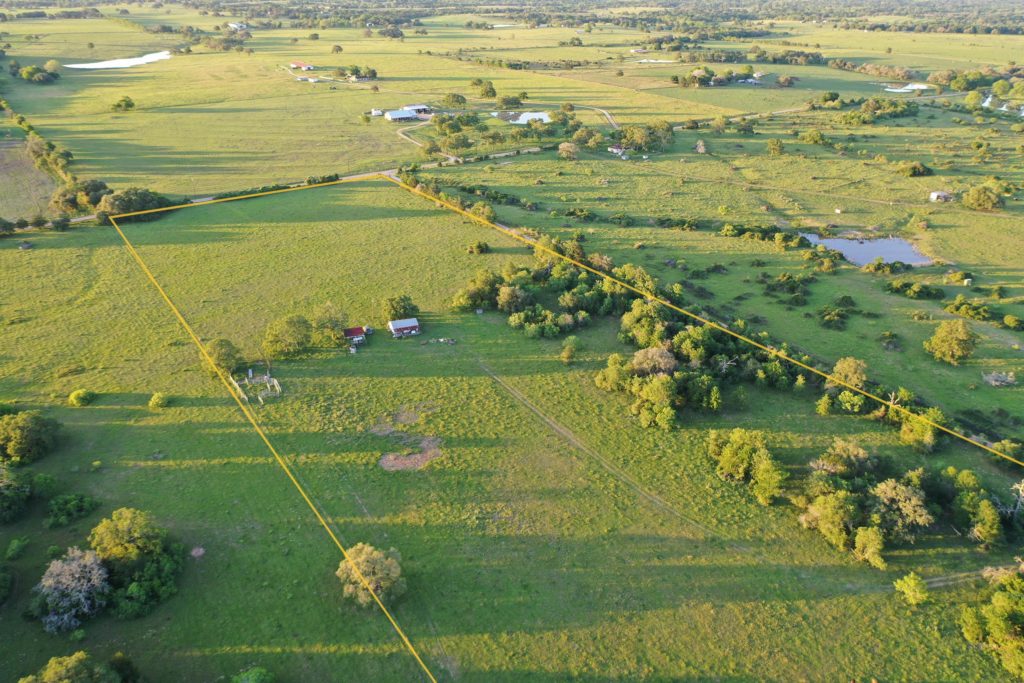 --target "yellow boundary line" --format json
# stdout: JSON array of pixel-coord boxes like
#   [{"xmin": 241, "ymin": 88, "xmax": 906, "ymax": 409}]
[
  {"xmin": 105, "ymin": 172, "xmax": 1021, "ymax": 671},
  {"xmin": 107, "ymin": 207, "xmax": 438, "ymax": 683}
]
